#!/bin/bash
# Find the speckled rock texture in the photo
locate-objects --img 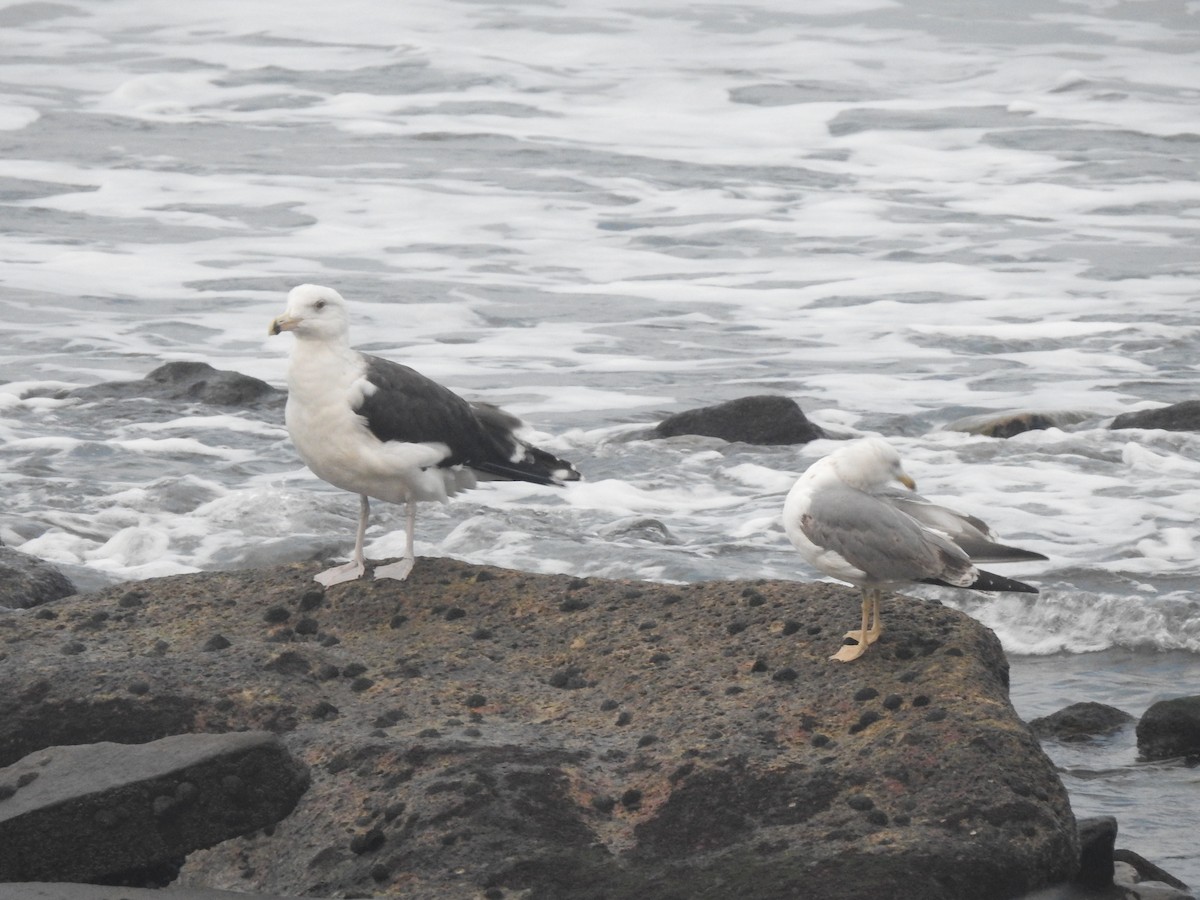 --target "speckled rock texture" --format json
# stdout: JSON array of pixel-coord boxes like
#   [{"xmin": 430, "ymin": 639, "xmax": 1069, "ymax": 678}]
[
  {"xmin": 0, "ymin": 732, "xmax": 309, "ymax": 885},
  {"xmin": 0, "ymin": 558, "xmax": 1078, "ymax": 900}
]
